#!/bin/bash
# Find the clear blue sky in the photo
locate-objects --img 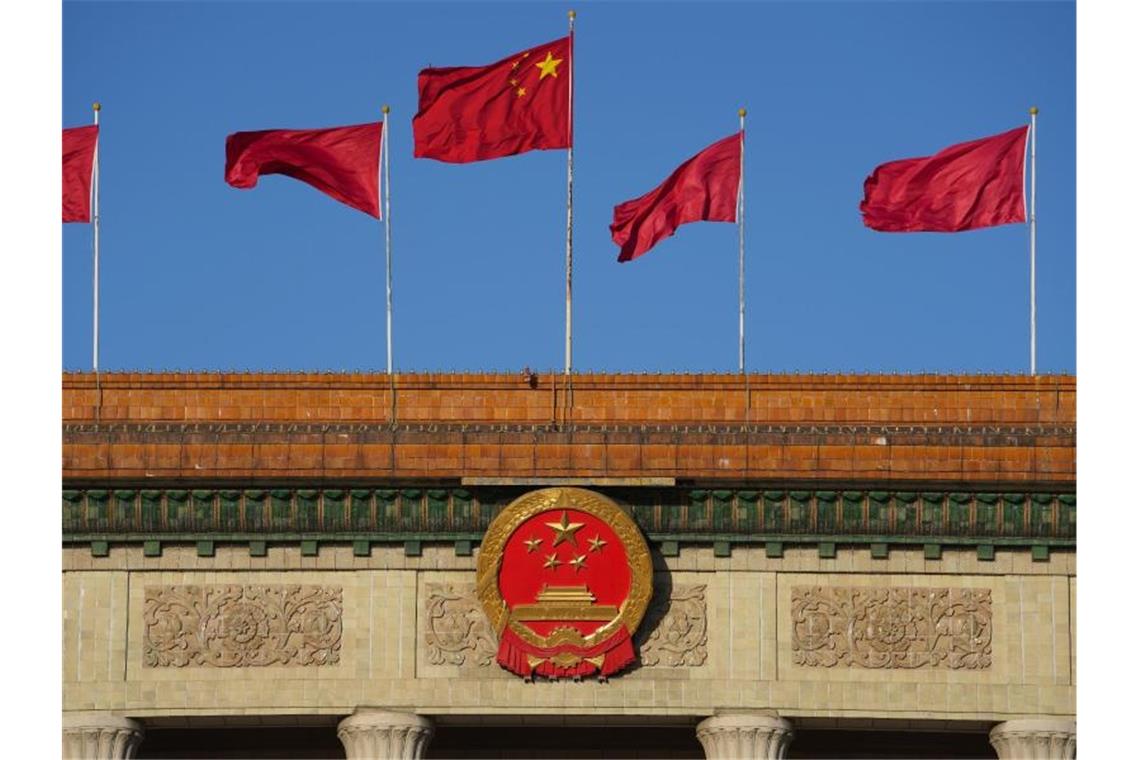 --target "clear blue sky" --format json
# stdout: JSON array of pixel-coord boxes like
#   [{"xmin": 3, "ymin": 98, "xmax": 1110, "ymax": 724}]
[{"xmin": 62, "ymin": 0, "xmax": 1075, "ymax": 374}]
